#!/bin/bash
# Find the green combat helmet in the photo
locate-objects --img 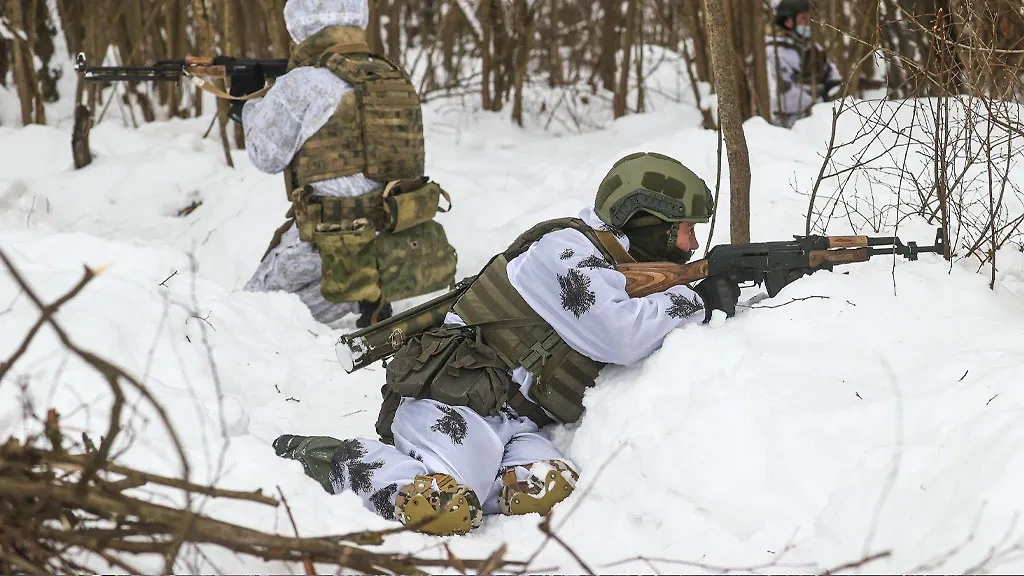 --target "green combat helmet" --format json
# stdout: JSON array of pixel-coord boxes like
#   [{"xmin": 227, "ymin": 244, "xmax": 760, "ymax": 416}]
[
  {"xmin": 594, "ymin": 152, "xmax": 714, "ymax": 228},
  {"xmin": 774, "ymin": 0, "xmax": 810, "ymax": 27},
  {"xmin": 594, "ymin": 152, "xmax": 714, "ymax": 263}
]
